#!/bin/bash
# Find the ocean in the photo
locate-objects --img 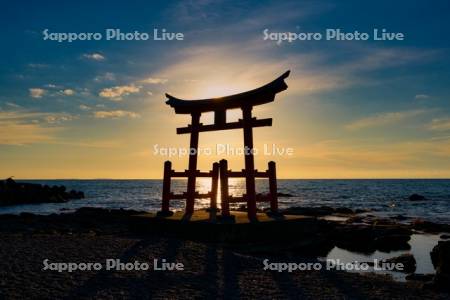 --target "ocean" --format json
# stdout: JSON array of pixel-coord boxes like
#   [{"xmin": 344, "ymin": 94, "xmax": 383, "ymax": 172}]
[{"xmin": 1, "ymin": 179, "xmax": 449, "ymax": 223}]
